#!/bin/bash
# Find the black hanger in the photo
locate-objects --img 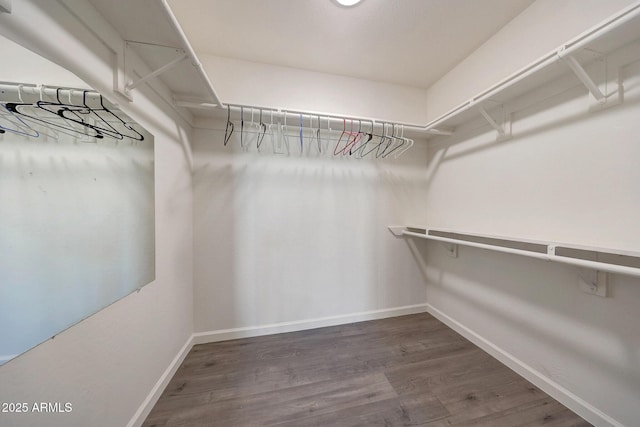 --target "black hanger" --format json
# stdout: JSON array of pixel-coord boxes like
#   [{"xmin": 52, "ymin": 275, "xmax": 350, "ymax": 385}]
[
  {"xmin": 350, "ymin": 121, "xmax": 374, "ymax": 157},
  {"xmin": 42, "ymin": 91, "xmax": 144, "ymax": 141},
  {"xmin": 224, "ymin": 105, "xmax": 234, "ymax": 146},
  {"xmin": 256, "ymin": 109, "xmax": 267, "ymax": 150},
  {"xmin": 6, "ymin": 101, "xmax": 104, "ymax": 139},
  {"xmin": 360, "ymin": 123, "xmax": 388, "ymax": 158},
  {"xmin": 0, "ymin": 103, "xmax": 40, "ymax": 137},
  {"xmin": 7, "ymin": 88, "xmax": 145, "ymax": 142},
  {"xmin": 240, "ymin": 106, "xmax": 245, "ymax": 149}
]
